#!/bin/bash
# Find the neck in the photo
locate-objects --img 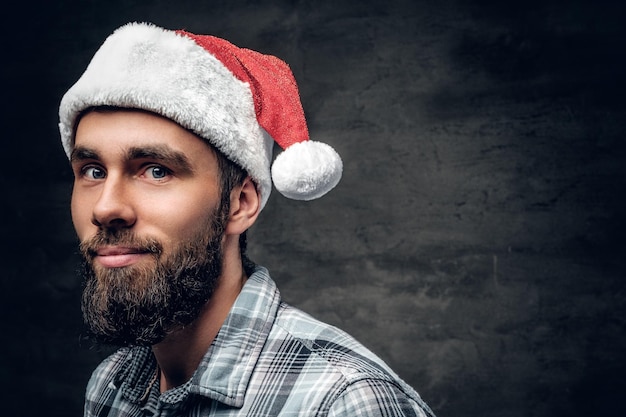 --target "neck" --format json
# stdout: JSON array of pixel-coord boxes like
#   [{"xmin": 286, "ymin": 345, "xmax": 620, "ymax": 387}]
[{"xmin": 152, "ymin": 239, "xmax": 247, "ymax": 392}]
